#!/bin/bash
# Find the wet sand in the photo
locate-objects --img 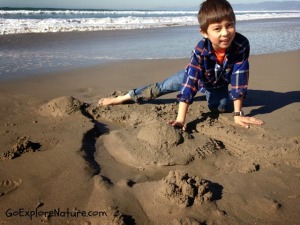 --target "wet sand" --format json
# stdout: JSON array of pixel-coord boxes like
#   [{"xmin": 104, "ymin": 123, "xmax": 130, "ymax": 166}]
[{"xmin": 0, "ymin": 51, "xmax": 299, "ymax": 225}]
